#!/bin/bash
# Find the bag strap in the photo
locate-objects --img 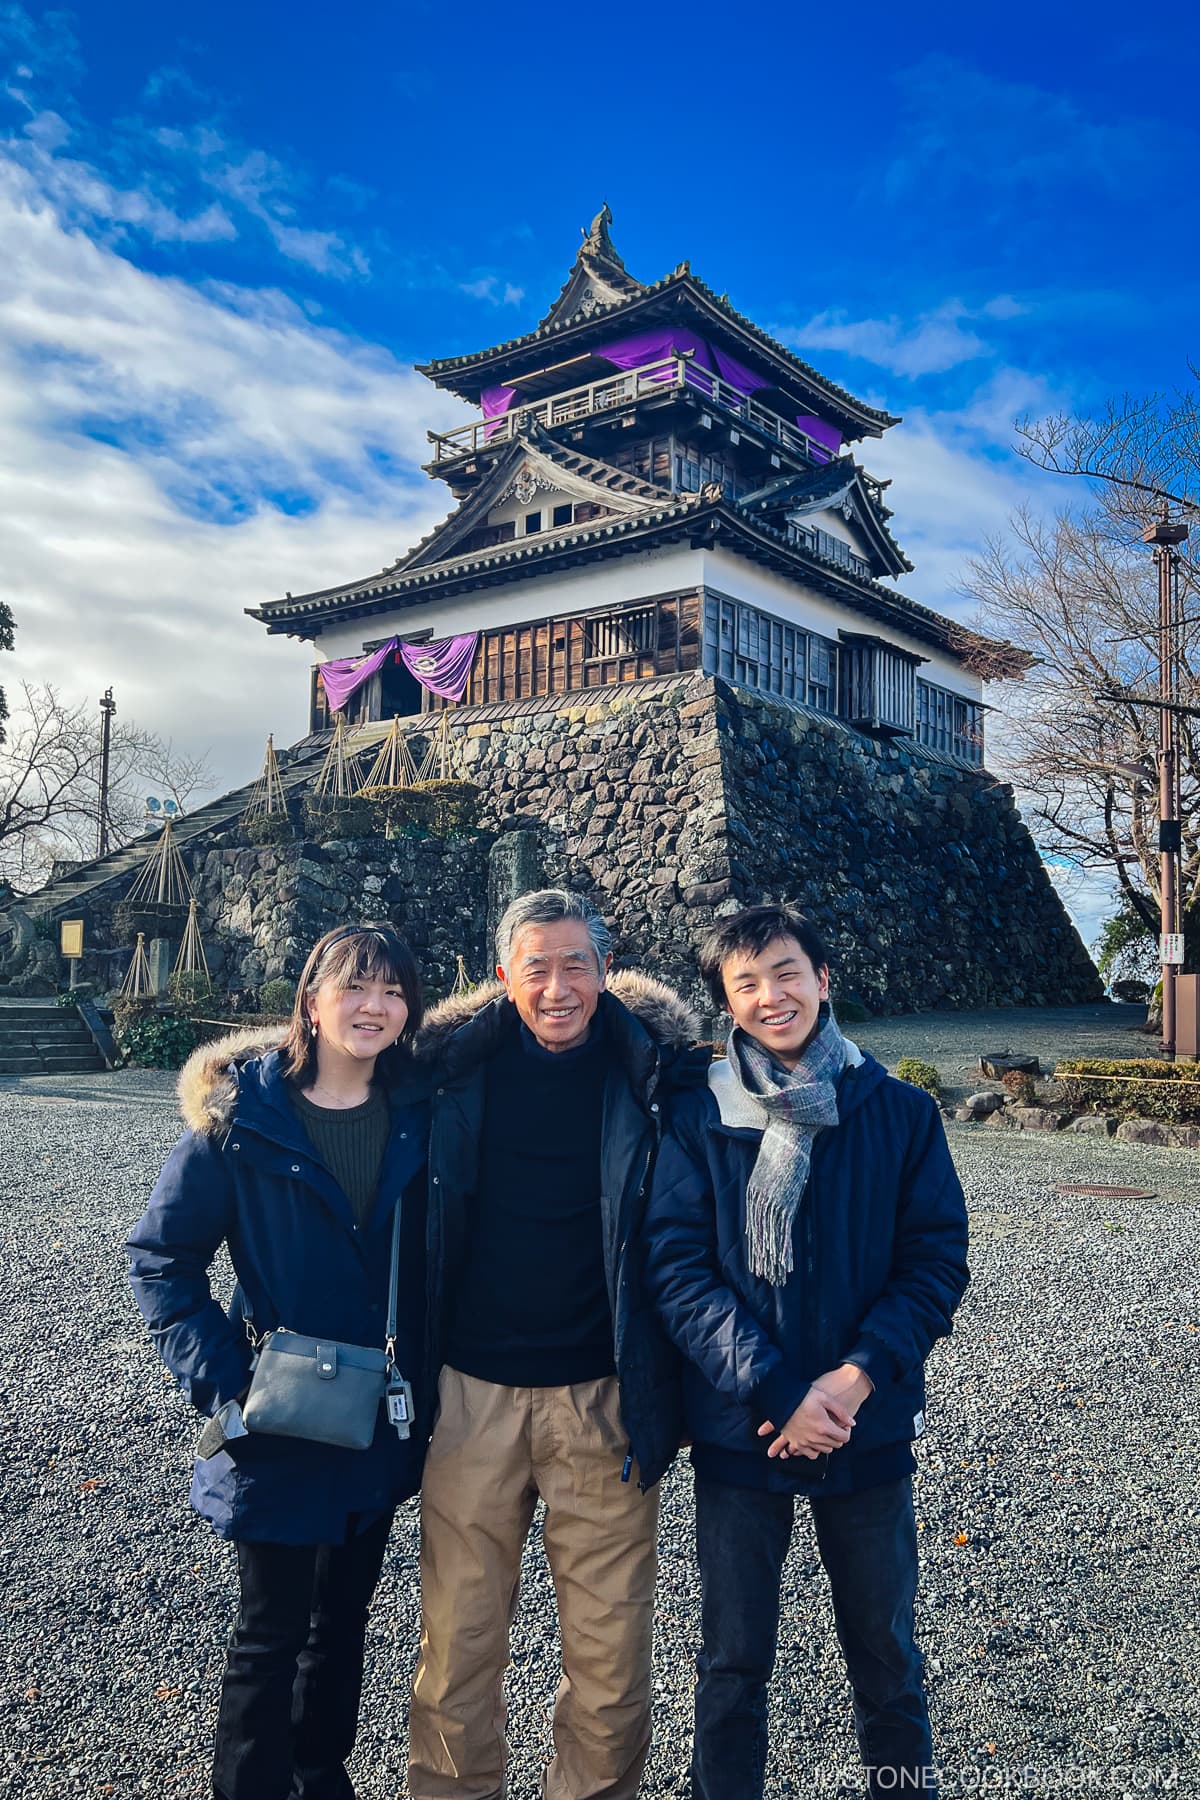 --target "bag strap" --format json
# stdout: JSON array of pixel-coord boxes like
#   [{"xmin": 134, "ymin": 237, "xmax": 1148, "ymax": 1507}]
[{"xmin": 384, "ymin": 1192, "xmax": 404, "ymax": 1368}]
